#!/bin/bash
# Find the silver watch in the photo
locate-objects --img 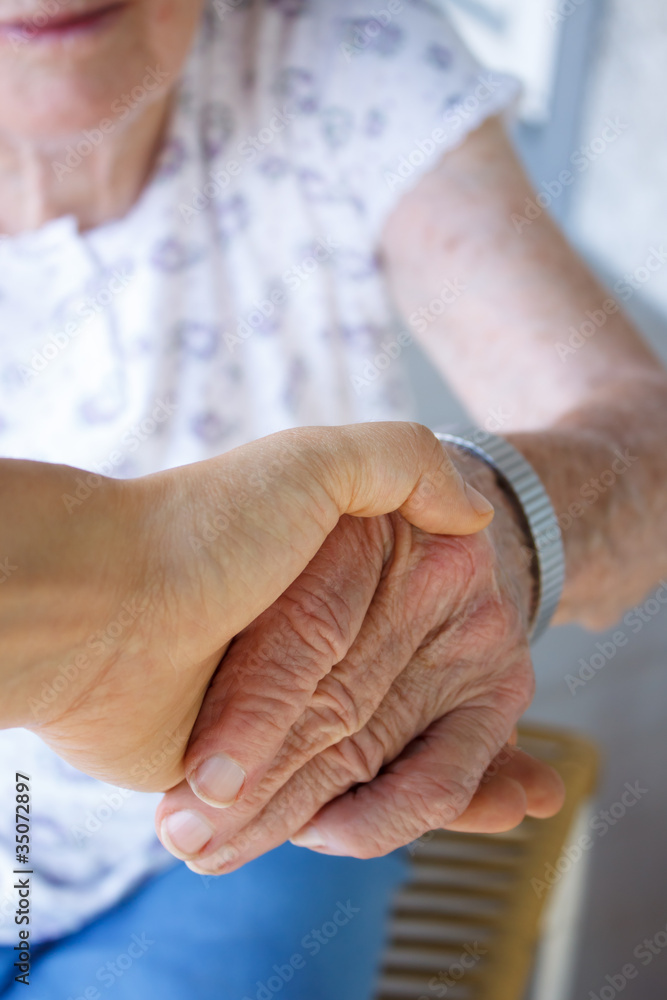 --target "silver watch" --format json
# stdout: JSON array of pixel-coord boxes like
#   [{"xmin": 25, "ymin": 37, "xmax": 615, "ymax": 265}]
[{"xmin": 434, "ymin": 427, "xmax": 565, "ymax": 643}]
